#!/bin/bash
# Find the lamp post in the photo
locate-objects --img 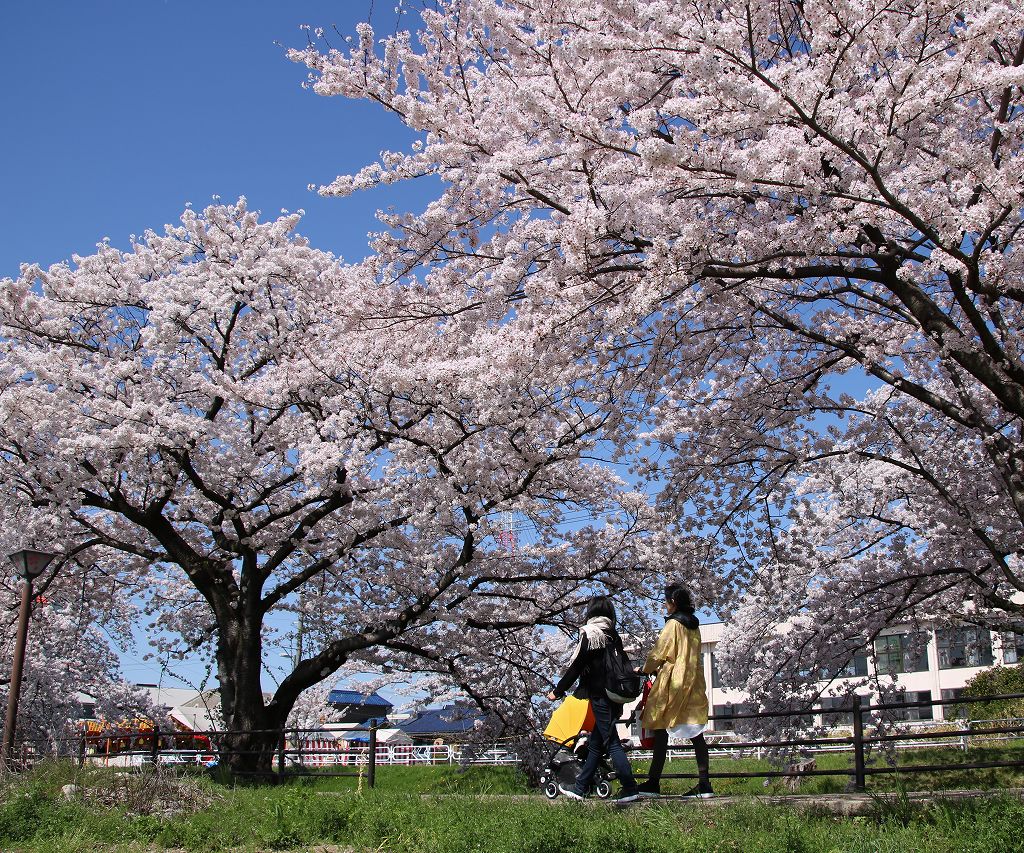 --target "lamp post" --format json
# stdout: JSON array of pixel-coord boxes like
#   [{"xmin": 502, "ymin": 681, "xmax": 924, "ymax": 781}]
[{"xmin": 2, "ymin": 549, "xmax": 55, "ymax": 769}]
